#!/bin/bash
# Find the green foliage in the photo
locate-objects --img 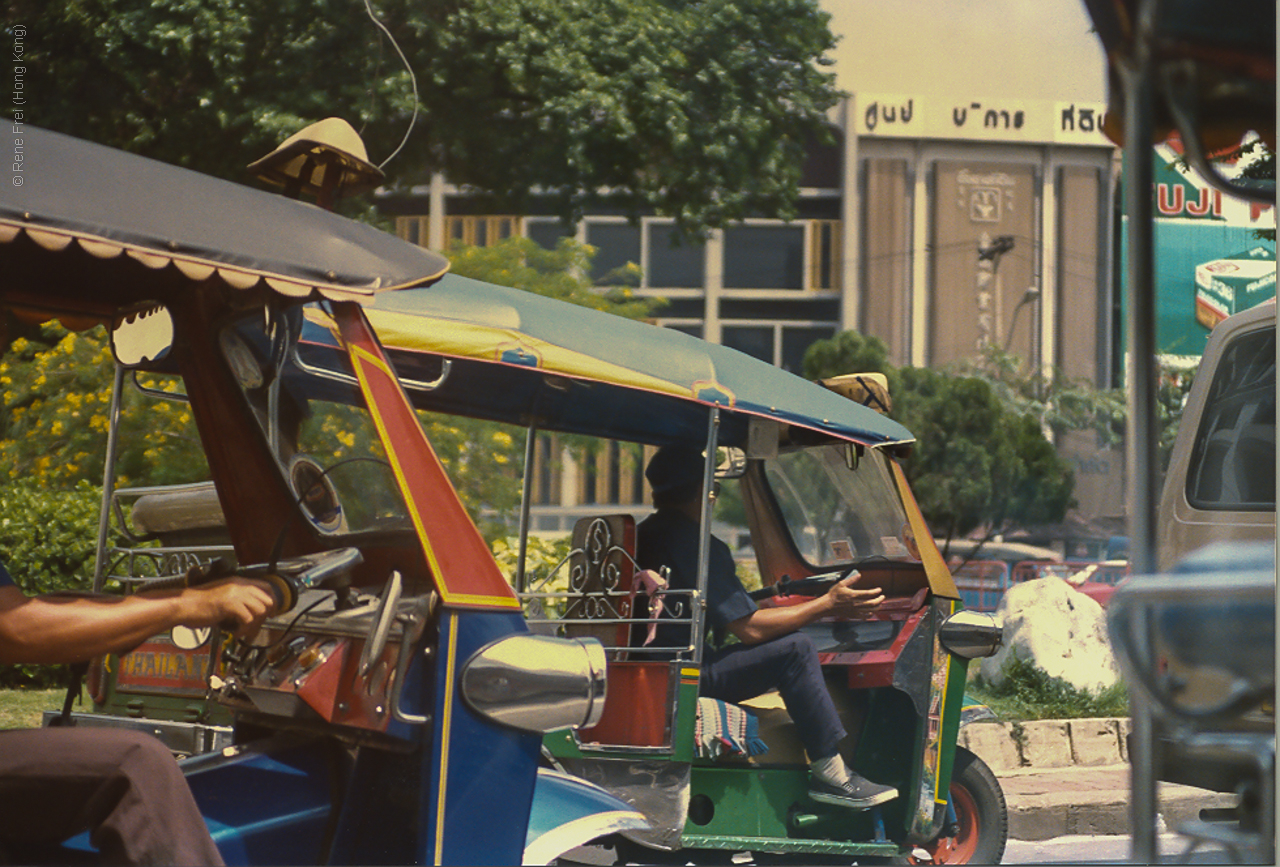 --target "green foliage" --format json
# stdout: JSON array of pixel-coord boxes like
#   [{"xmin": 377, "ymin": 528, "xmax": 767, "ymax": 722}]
[
  {"xmin": 969, "ymin": 655, "xmax": 1129, "ymax": 721},
  {"xmin": 491, "ymin": 534, "xmax": 572, "ymax": 586},
  {"xmin": 12, "ymin": 0, "xmax": 841, "ymax": 239},
  {"xmin": 492, "ymin": 533, "xmax": 572, "ymax": 619},
  {"xmin": 895, "ymin": 367, "xmax": 1075, "ymax": 541},
  {"xmin": 800, "ymin": 330, "xmax": 893, "ymax": 381},
  {"xmin": 0, "ymin": 481, "xmax": 106, "ymax": 687},
  {"xmin": 0, "ymin": 480, "xmax": 104, "ymax": 595},
  {"xmin": 420, "ymin": 414, "xmax": 525, "ymax": 541},
  {"xmin": 963, "ymin": 345, "xmax": 1195, "ymax": 477},
  {"xmin": 448, "ymin": 236, "xmax": 657, "ymax": 320},
  {"xmin": 0, "ymin": 324, "xmax": 208, "ymax": 490}
]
